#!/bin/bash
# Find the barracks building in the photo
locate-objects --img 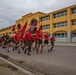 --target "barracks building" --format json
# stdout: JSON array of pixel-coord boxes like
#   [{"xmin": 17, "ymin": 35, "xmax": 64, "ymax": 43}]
[{"xmin": 0, "ymin": 5, "xmax": 76, "ymax": 42}]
